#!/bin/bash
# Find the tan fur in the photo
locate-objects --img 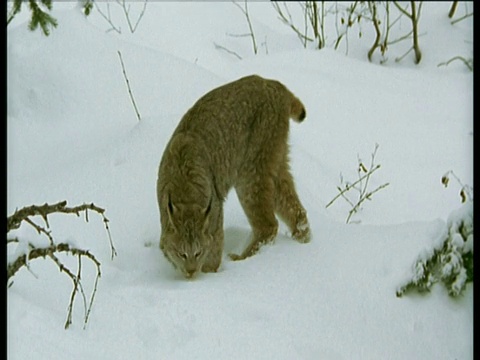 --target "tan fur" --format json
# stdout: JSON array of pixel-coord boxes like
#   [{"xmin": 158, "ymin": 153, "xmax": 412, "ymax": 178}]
[{"xmin": 157, "ymin": 75, "xmax": 310, "ymax": 279}]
